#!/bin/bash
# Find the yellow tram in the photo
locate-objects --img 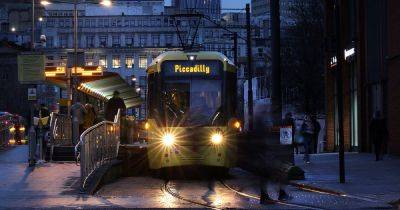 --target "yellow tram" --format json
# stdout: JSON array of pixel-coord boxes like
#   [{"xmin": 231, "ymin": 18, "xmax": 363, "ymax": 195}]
[{"xmin": 145, "ymin": 51, "xmax": 240, "ymax": 172}]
